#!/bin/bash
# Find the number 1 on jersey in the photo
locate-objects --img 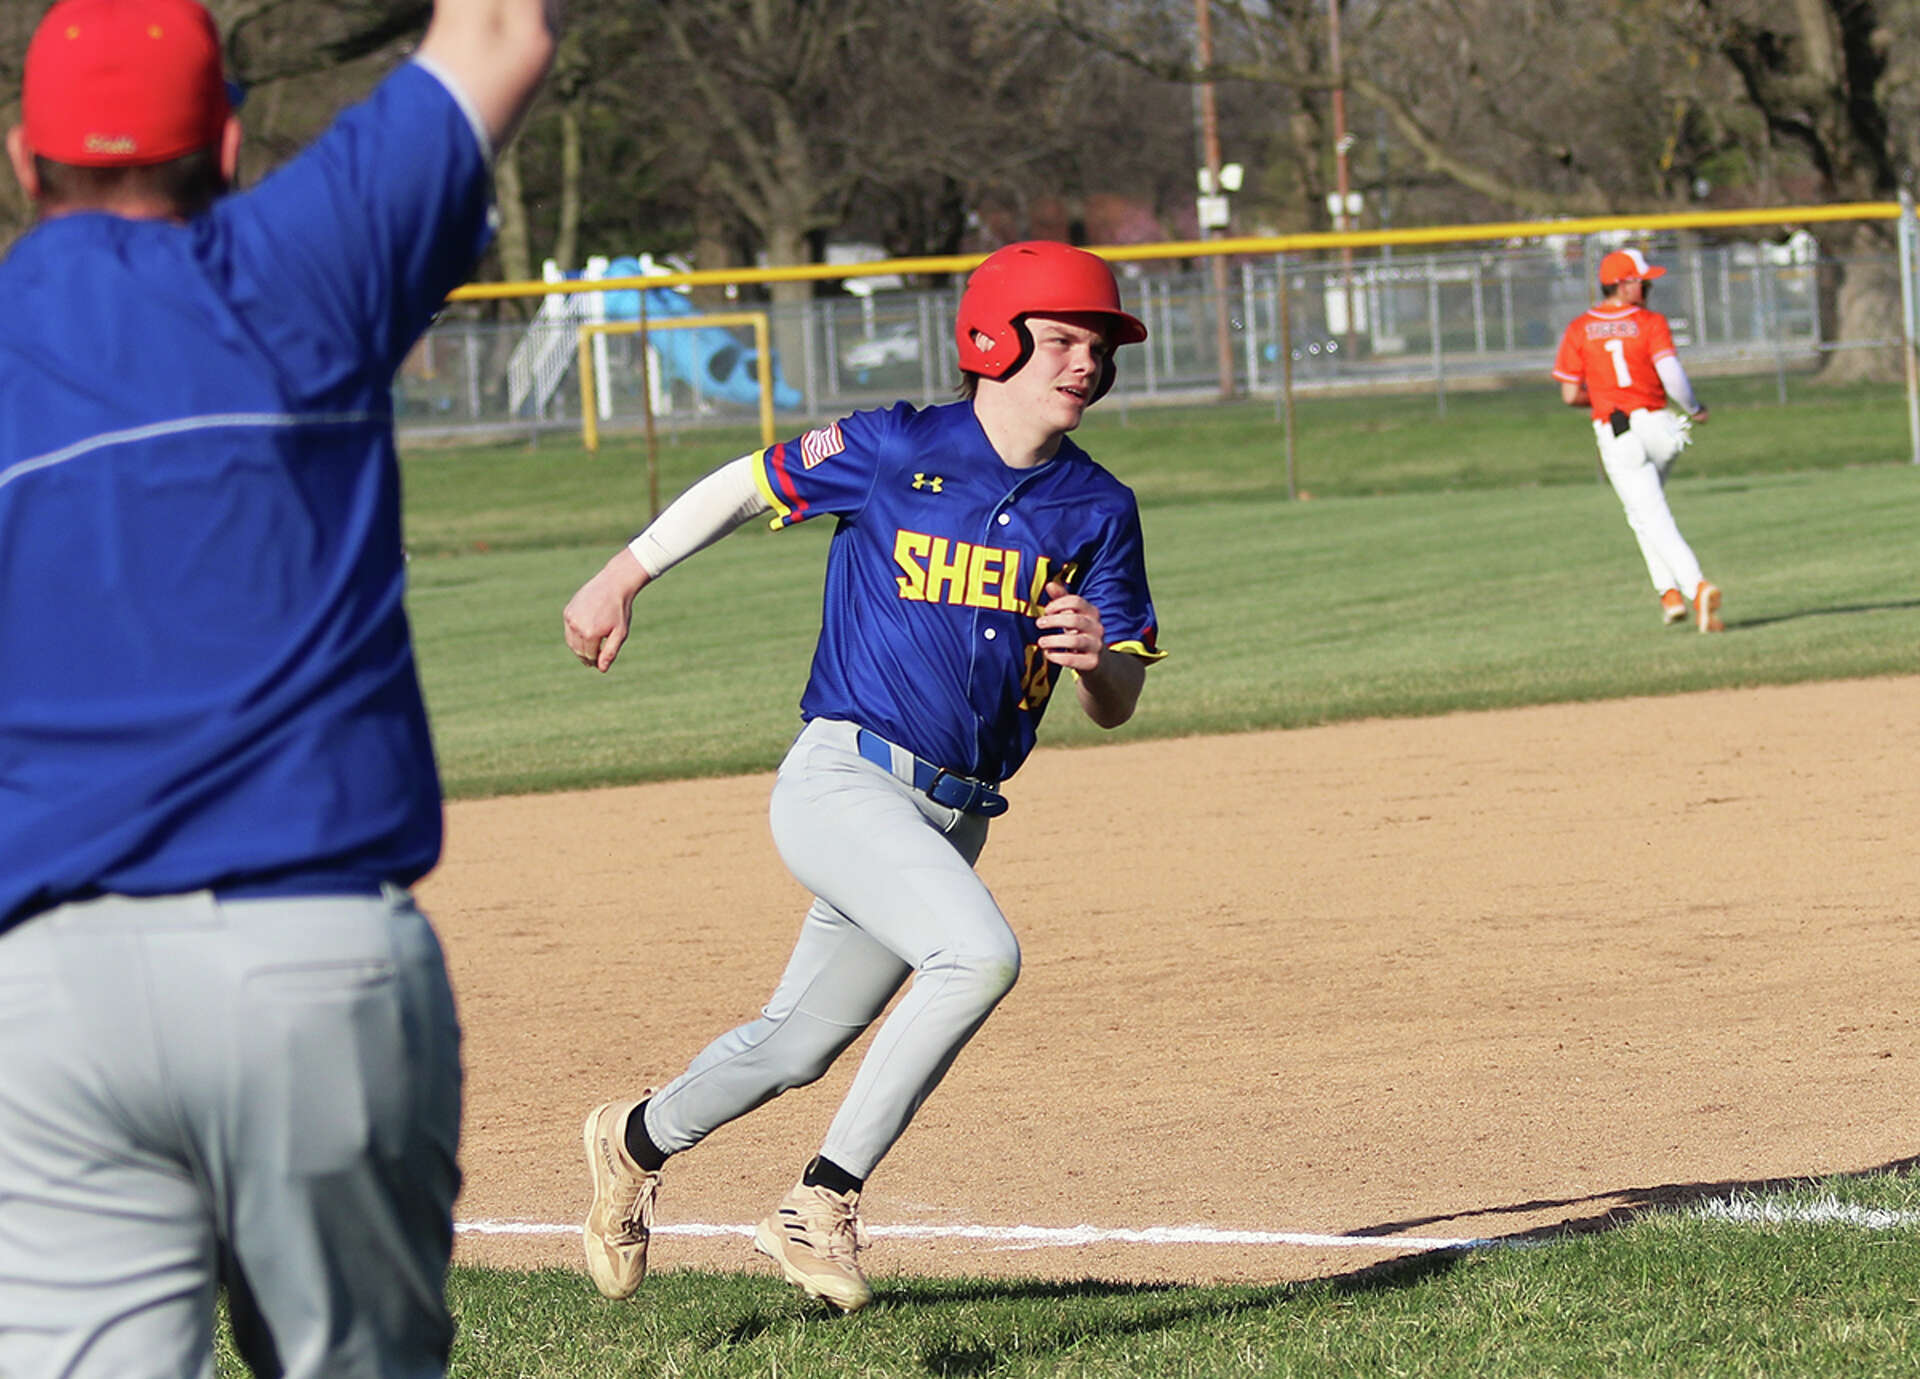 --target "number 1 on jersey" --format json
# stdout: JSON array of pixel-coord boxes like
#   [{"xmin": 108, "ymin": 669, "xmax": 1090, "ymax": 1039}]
[{"xmin": 1603, "ymin": 337, "xmax": 1633, "ymax": 388}]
